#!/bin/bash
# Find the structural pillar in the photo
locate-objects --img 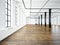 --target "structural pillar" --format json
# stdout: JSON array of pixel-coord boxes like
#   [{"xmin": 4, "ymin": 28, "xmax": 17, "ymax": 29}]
[
  {"xmin": 41, "ymin": 15, "xmax": 42, "ymax": 26},
  {"xmin": 45, "ymin": 12, "xmax": 47, "ymax": 27},
  {"xmin": 38, "ymin": 16, "xmax": 40, "ymax": 25},
  {"xmin": 49, "ymin": 9, "xmax": 51, "ymax": 28}
]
